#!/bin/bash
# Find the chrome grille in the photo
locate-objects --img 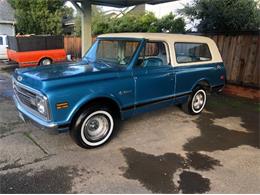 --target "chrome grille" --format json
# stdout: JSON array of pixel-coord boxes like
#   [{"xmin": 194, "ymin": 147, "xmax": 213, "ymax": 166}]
[{"xmin": 13, "ymin": 82, "xmax": 37, "ymax": 111}]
